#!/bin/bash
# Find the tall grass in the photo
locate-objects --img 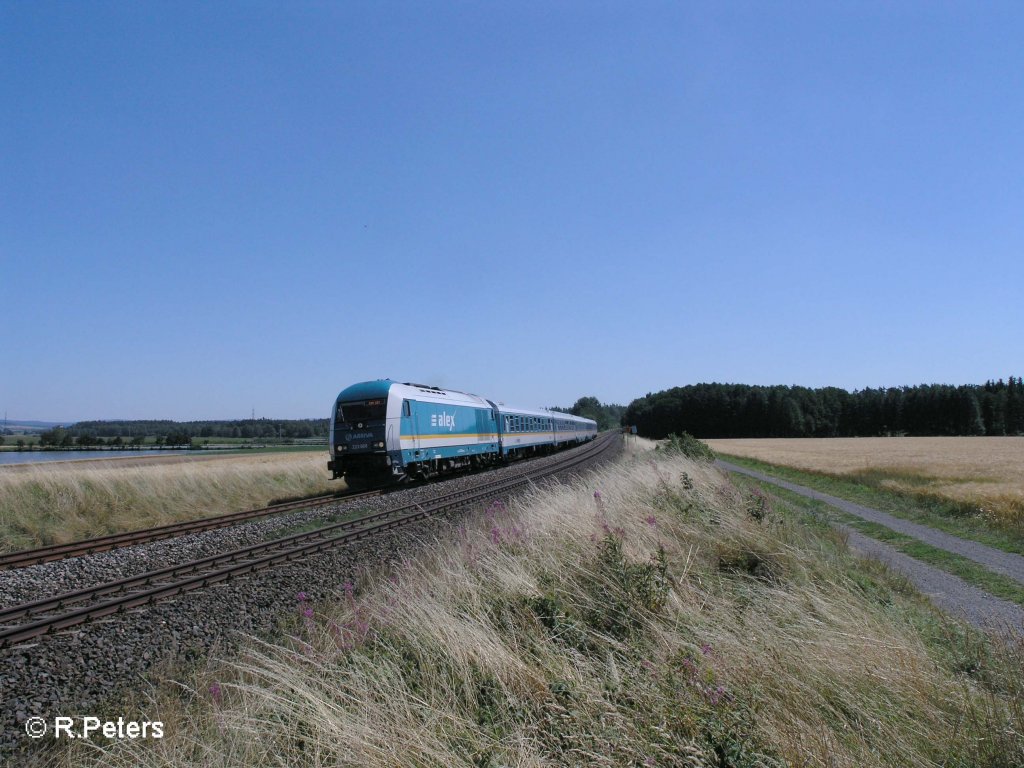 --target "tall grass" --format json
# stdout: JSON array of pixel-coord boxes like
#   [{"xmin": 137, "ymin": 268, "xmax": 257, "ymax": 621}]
[
  {"xmin": 0, "ymin": 453, "xmax": 337, "ymax": 552},
  {"xmin": 59, "ymin": 443, "xmax": 1023, "ymax": 767}
]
